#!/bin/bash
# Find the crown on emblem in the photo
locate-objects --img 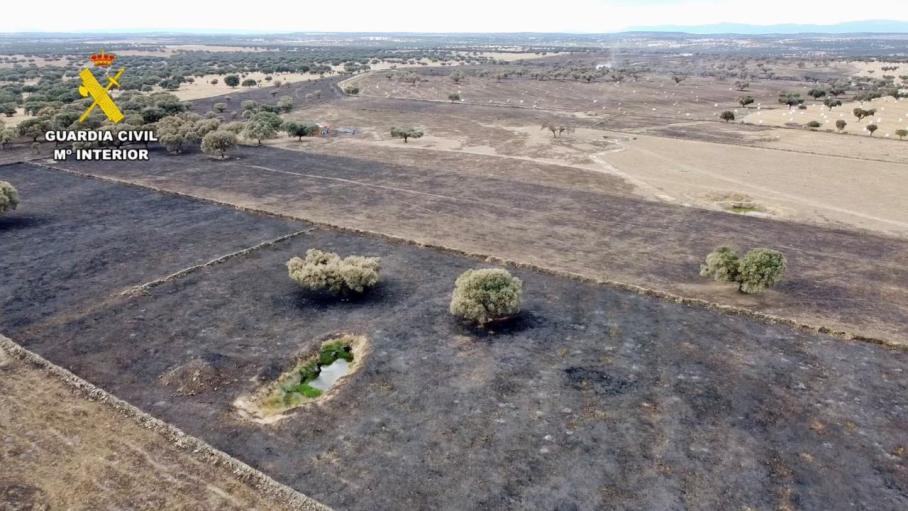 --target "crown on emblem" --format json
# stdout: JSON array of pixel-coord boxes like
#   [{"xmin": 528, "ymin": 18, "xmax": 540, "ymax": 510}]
[{"xmin": 90, "ymin": 50, "xmax": 116, "ymax": 67}]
